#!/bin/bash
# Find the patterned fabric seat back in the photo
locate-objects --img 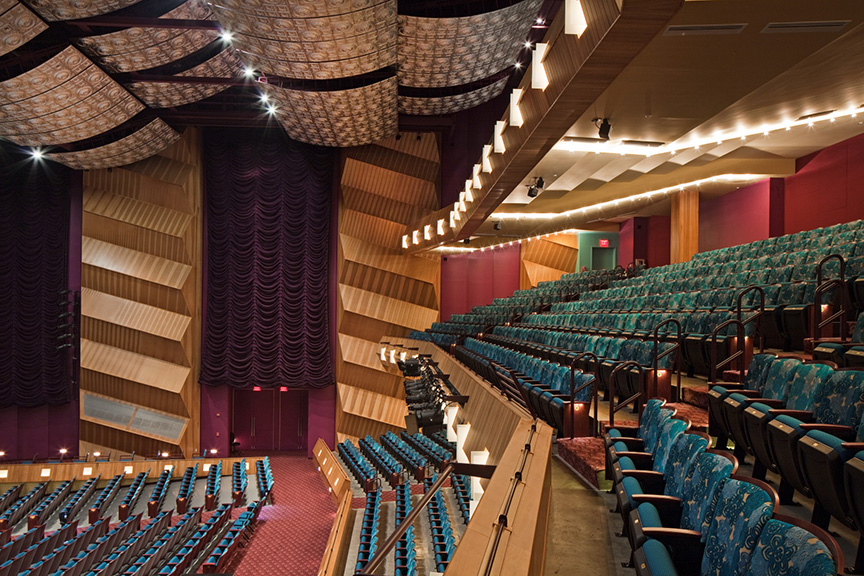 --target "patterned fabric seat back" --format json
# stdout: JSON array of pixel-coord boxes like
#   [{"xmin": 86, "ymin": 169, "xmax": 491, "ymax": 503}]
[
  {"xmin": 651, "ymin": 419, "xmax": 689, "ymax": 473},
  {"xmin": 785, "ymin": 362, "xmax": 835, "ymax": 411},
  {"xmin": 701, "ymin": 479, "xmax": 775, "ymax": 576},
  {"xmin": 643, "ymin": 407, "xmax": 675, "ymax": 454},
  {"xmin": 745, "ymin": 519, "xmax": 837, "ymax": 576},
  {"xmin": 662, "ymin": 433, "xmax": 710, "ymax": 499},
  {"xmin": 811, "ymin": 369, "xmax": 864, "ymax": 426},
  {"xmin": 679, "ymin": 452, "xmax": 734, "ymax": 534},
  {"xmin": 760, "ymin": 358, "xmax": 803, "ymax": 402}
]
